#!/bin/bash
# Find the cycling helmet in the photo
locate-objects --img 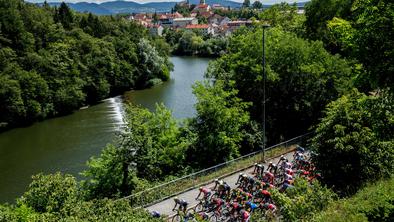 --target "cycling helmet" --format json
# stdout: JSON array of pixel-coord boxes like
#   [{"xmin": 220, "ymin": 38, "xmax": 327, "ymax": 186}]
[
  {"xmin": 262, "ymin": 190, "xmax": 270, "ymax": 196},
  {"xmin": 151, "ymin": 211, "xmax": 161, "ymax": 218}
]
